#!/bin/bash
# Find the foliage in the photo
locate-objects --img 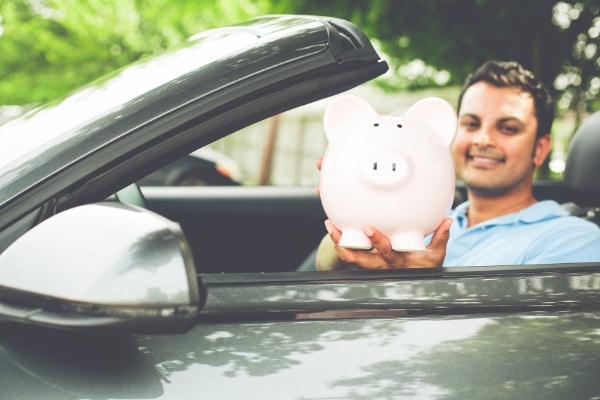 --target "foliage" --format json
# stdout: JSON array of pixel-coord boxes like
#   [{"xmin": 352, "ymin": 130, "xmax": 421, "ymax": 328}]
[
  {"xmin": 270, "ymin": 0, "xmax": 600, "ymax": 115},
  {"xmin": 0, "ymin": 0, "xmax": 270, "ymax": 104},
  {"xmin": 0, "ymin": 0, "xmax": 598, "ymax": 116}
]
